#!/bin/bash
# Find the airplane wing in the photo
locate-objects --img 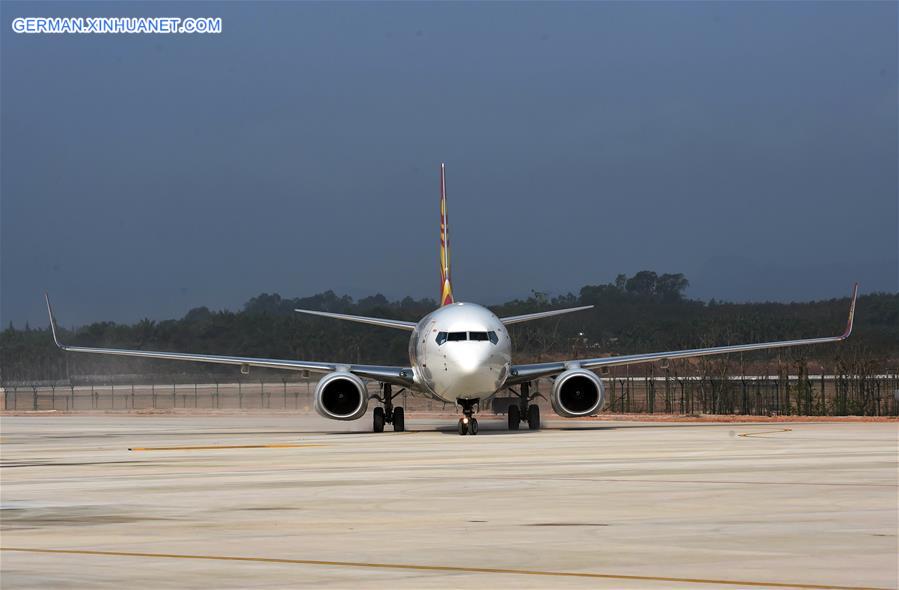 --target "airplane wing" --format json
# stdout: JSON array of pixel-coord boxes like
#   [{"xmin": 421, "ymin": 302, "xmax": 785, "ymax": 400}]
[
  {"xmin": 294, "ymin": 308, "xmax": 417, "ymax": 331},
  {"xmin": 506, "ymin": 283, "xmax": 858, "ymax": 385},
  {"xmin": 45, "ymin": 295, "xmax": 415, "ymax": 387},
  {"xmin": 500, "ymin": 305, "xmax": 594, "ymax": 325}
]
